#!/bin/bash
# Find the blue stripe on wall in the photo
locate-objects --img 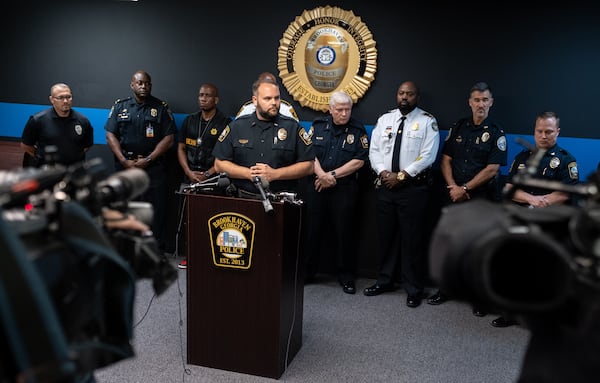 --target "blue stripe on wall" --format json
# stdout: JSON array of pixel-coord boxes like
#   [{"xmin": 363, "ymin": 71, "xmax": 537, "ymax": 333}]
[{"xmin": 2, "ymin": 102, "xmax": 599, "ymax": 180}]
